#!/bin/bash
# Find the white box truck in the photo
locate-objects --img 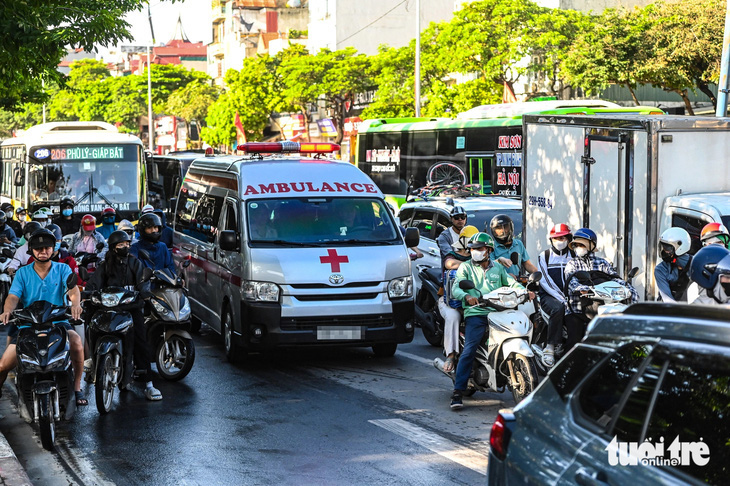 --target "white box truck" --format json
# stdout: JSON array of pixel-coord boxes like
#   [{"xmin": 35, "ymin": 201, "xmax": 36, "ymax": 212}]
[{"xmin": 522, "ymin": 114, "xmax": 730, "ymax": 300}]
